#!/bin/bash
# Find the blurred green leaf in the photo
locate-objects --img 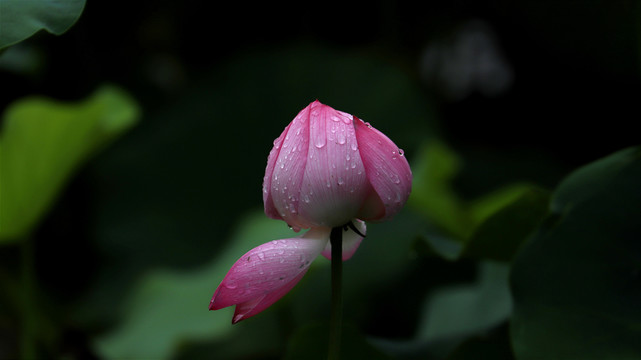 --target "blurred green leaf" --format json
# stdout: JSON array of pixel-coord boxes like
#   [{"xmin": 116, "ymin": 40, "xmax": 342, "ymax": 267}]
[
  {"xmin": 417, "ymin": 261, "xmax": 512, "ymax": 342},
  {"xmin": 411, "ymin": 140, "xmax": 550, "ymax": 262},
  {"xmin": 283, "ymin": 322, "xmax": 393, "ymax": 360},
  {"xmin": 462, "ymin": 187, "xmax": 550, "ymax": 262},
  {"xmin": 92, "ymin": 211, "xmax": 297, "ymax": 360},
  {"xmin": 0, "ymin": 85, "xmax": 140, "ymax": 242},
  {"xmin": 467, "ymin": 184, "xmax": 541, "ymax": 226},
  {"xmin": 0, "ymin": 0, "xmax": 86, "ymax": 50},
  {"xmin": 370, "ymin": 261, "xmax": 512, "ymax": 359},
  {"xmin": 510, "ymin": 146, "xmax": 641, "ymax": 359},
  {"xmin": 409, "ymin": 141, "xmax": 471, "ymax": 239}
]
